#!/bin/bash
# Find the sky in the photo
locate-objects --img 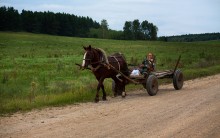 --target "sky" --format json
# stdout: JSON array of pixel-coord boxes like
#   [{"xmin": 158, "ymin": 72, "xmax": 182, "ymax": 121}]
[{"xmin": 1, "ymin": 0, "xmax": 220, "ymax": 36}]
